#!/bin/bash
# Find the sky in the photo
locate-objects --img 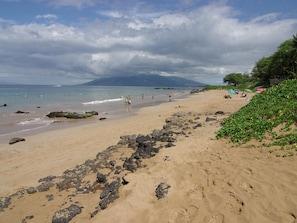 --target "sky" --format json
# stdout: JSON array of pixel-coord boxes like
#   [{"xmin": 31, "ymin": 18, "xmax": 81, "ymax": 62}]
[{"xmin": 0, "ymin": 0, "xmax": 297, "ymax": 85}]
